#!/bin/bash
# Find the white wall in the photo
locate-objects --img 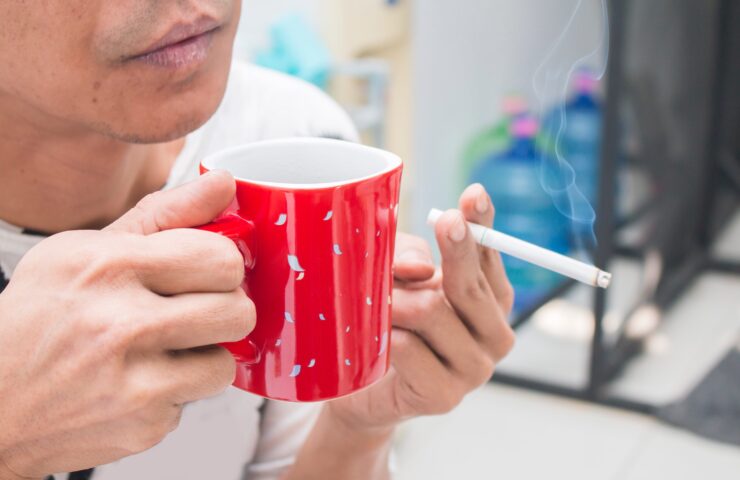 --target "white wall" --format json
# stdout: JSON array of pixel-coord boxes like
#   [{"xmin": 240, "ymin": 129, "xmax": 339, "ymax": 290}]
[{"xmin": 411, "ymin": 0, "xmax": 607, "ymax": 236}]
